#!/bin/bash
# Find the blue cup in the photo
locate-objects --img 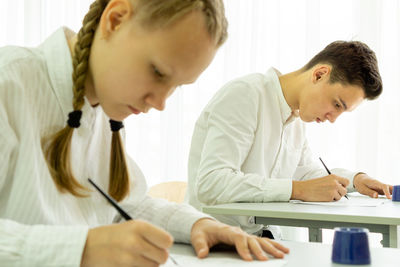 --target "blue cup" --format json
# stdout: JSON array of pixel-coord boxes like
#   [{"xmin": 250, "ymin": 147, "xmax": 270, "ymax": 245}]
[
  {"xmin": 331, "ymin": 227, "xmax": 371, "ymax": 265},
  {"xmin": 392, "ymin": 185, "xmax": 400, "ymax": 202}
]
